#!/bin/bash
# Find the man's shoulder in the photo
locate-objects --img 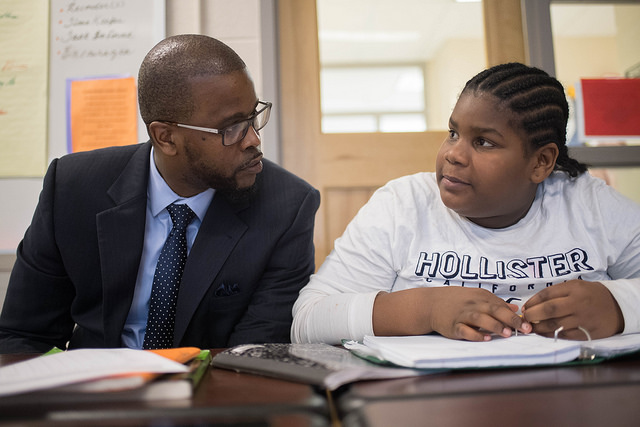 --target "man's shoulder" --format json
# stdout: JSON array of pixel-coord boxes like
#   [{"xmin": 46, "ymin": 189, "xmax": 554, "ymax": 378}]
[
  {"xmin": 53, "ymin": 143, "xmax": 150, "ymax": 181},
  {"xmin": 260, "ymin": 158, "xmax": 317, "ymax": 193},
  {"xmin": 57, "ymin": 142, "xmax": 149, "ymax": 167},
  {"xmin": 49, "ymin": 143, "xmax": 151, "ymax": 194}
]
